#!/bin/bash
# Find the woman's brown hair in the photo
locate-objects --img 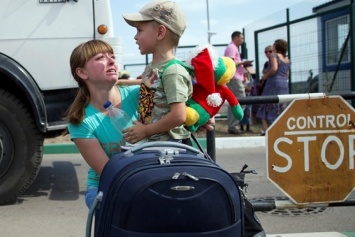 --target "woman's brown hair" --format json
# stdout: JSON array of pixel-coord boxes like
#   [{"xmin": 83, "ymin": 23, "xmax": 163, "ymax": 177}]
[
  {"xmin": 65, "ymin": 40, "xmax": 114, "ymax": 125},
  {"xmin": 273, "ymin": 39, "xmax": 288, "ymax": 57}
]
